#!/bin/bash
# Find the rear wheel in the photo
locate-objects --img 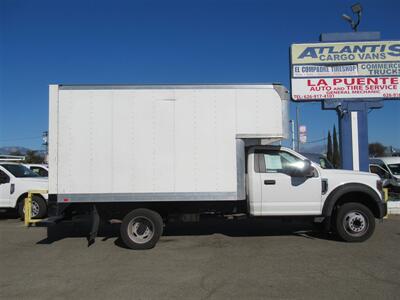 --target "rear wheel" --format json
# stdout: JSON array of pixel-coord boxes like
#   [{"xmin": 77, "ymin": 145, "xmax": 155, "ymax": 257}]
[
  {"xmin": 120, "ymin": 208, "xmax": 163, "ymax": 250},
  {"xmin": 334, "ymin": 203, "xmax": 375, "ymax": 242}
]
